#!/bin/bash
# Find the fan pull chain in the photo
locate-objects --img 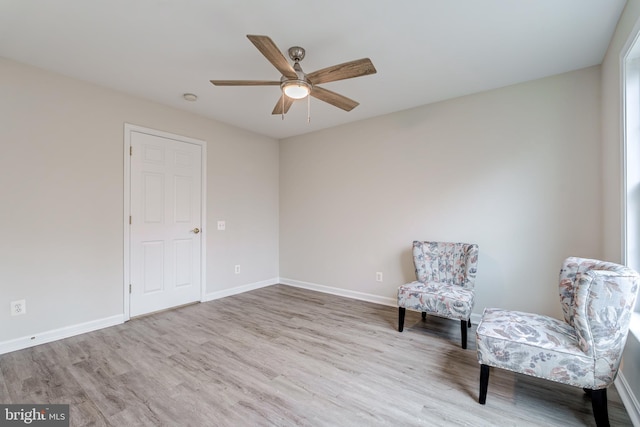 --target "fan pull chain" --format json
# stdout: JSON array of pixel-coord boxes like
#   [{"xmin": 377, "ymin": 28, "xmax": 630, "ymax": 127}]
[
  {"xmin": 281, "ymin": 96, "xmax": 285, "ymax": 120},
  {"xmin": 307, "ymin": 95, "xmax": 311, "ymax": 123}
]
